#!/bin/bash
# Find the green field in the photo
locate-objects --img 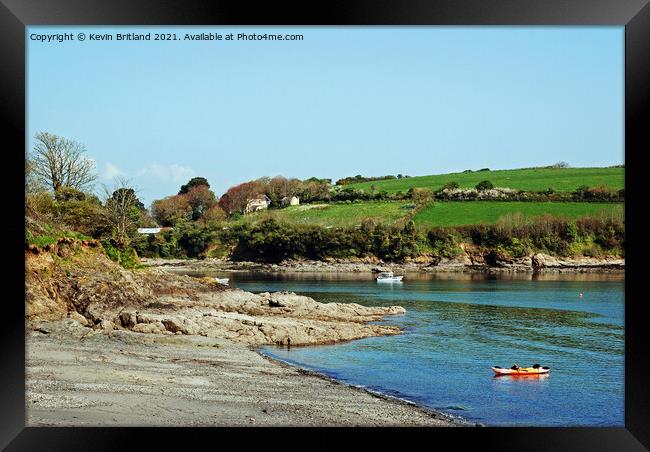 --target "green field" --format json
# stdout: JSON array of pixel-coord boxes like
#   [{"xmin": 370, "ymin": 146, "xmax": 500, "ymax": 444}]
[
  {"xmin": 239, "ymin": 200, "xmax": 623, "ymax": 229},
  {"xmin": 243, "ymin": 202, "xmax": 411, "ymax": 227},
  {"xmin": 412, "ymin": 201, "xmax": 624, "ymax": 227},
  {"xmin": 345, "ymin": 167, "xmax": 624, "ymax": 194}
]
